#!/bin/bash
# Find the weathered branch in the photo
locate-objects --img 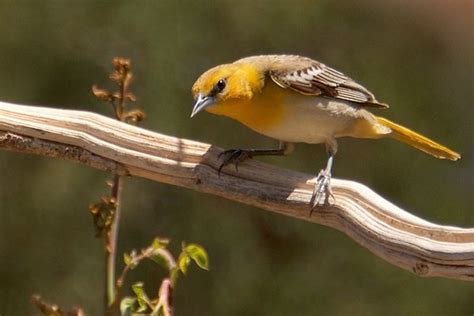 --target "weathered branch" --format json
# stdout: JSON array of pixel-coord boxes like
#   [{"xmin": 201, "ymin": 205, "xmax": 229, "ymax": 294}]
[{"xmin": 0, "ymin": 101, "xmax": 472, "ymax": 281}]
